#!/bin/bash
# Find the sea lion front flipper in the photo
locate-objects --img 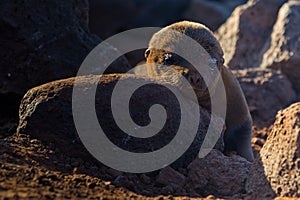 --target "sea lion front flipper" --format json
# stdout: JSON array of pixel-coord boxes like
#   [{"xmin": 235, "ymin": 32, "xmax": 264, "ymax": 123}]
[
  {"xmin": 221, "ymin": 67, "xmax": 254, "ymax": 162},
  {"xmin": 224, "ymin": 121, "xmax": 254, "ymax": 162}
]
